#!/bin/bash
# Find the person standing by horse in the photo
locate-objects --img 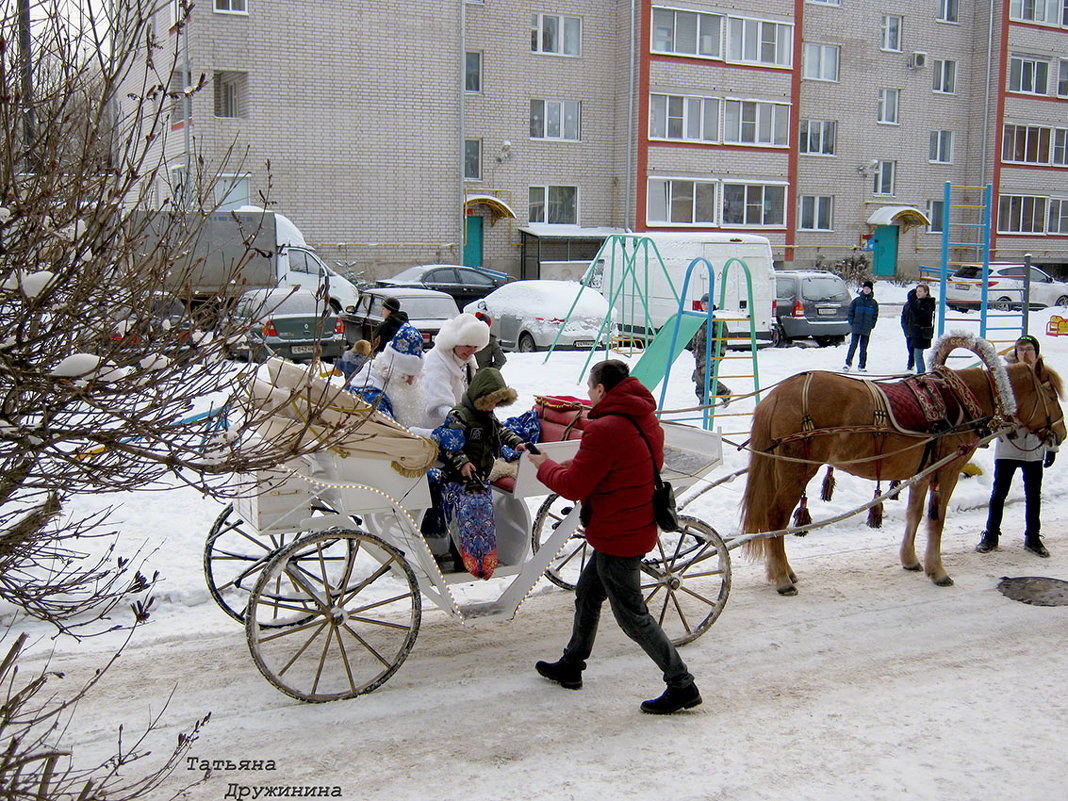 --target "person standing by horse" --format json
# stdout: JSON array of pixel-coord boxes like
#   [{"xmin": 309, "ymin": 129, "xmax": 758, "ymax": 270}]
[
  {"xmin": 902, "ymin": 283, "xmax": 936, "ymax": 373},
  {"xmin": 526, "ymin": 359, "xmax": 701, "ymax": 715},
  {"xmin": 976, "ymin": 335, "xmax": 1058, "ymax": 558},
  {"xmin": 843, "ymin": 280, "xmax": 878, "ymax": 372}
]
